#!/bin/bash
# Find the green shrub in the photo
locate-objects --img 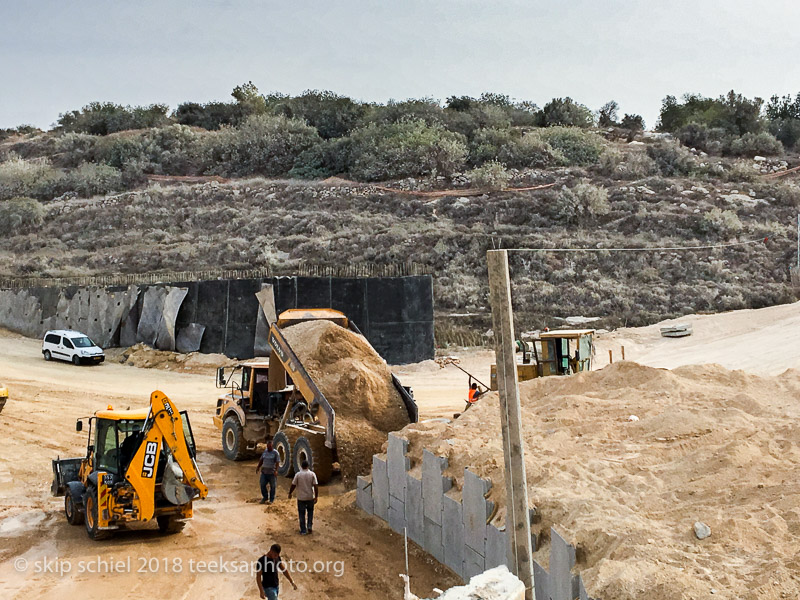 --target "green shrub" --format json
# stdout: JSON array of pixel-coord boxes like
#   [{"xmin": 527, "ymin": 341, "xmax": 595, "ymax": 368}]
[
  {"xmin": 0, "ymin": 156, "xmax": 61, "ymax": 200},
  {"xmin": 597, "ymin": 148, "xmax": 657, "ymax": 179},
  {"xmin": 0, "ymin": 197, "xmax": 44, "ymax": 234},
  {"xmin": 174, "ymin": 101, "xmax": 245, "ymax": 130},
  {"xmin": 347, "ymin": 119, "xmax": 467, "ymax": 181},
  {"xmin": 62, "ymin": 163, "xmax": 123, "ymax": 197},
  {"xmin": 646, "ymin": 141, "xmax": 696, "ymax": 176},
  {"xmin": 289, "ymin": 138, "xmax": 353, "ymax": 179},
  {"xmin": 467, "ymin": 161, "xmax": 511, "ymax": 190},
  {"xmin": 723, "ymin": 160, "xmax": 758, "ymax": 182},
  {"xmin": 528, "ymin": 127, "xmax": 604, "ymax": 166},
  {"xmin": 538, "ymin": 97, "xmax": 593, "ymax": 128},
  {"xmin": 57, "ymin": 102, "xmax": 171, "ymax": 135},
  {"xmin": 54, "ymin": 133, "xmax": 99, "ymax": 167},
  {"xmin": 553, "ymin": 180, "xmax": 610, "ymax": 224},
  {"xmin": 272, "ymin": 90, "xmax": 367, "ymax": 139},
  {"xmin": 698, "ymin": 208, "xmax": 743, "ymax": 236},
  {"xmin": 469, "ymin": 128, "xmax": 564, "ymax": 168},
  {"xmin": 203, "ymin": 114, "xmax": 321, "ymax": 177},
  {"xmin": 728, "ymin": 132, "xmax": 783, "ymax": 157},
  {"xmin": 368, "ymin": 98, "xmax": 445, "ymax": 127}
]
